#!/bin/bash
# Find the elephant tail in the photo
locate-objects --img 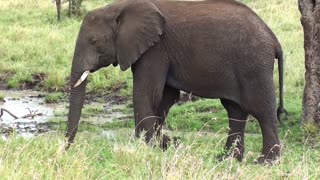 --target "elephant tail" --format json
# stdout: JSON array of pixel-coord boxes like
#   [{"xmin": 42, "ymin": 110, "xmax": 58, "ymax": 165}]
[{"xmin": 276, "ymin": 48, "xmax": 287, "ymax": 125}]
